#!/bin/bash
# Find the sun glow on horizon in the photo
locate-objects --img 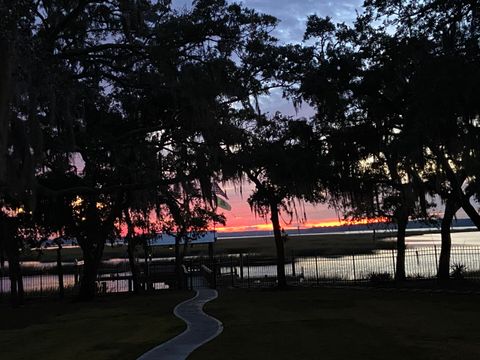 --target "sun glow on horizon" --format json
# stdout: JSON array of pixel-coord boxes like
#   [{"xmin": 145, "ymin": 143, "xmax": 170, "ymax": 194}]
[{"xmin": 215, "ymin": 217, "xmax": 388, "ymax": 233}]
